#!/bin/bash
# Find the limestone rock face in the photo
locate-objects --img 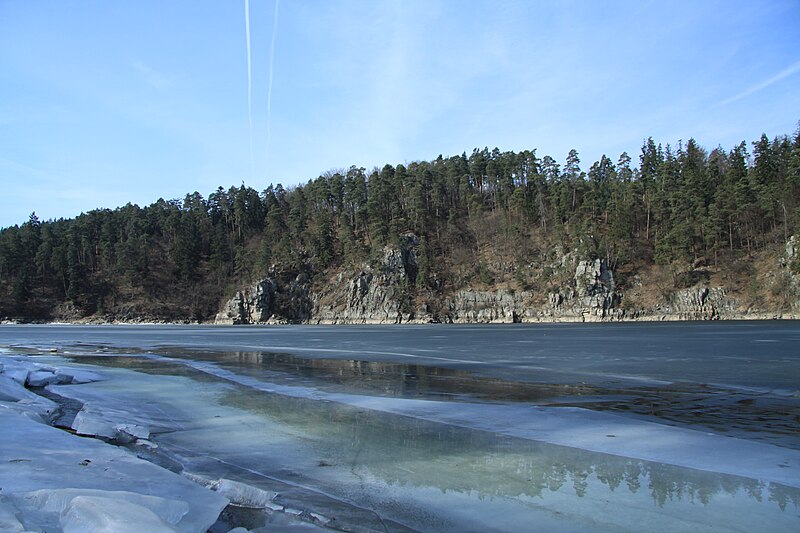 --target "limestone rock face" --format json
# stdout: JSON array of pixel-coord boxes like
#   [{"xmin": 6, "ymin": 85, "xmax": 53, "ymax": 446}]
[
  {"xmin": 781, "ymin": 235, "xmax": 800, "ymax": 311},
  {"xmin": 218, "ymin": 236, "xmax": 420, "ymax": 325},
  {"xmin": 566, "ymin": 258, "xmax": 621, "ymax": 319},
  {"xmin": 786, "ymin": 235, "xmax": 797, "ymax": 263},
  {"xmin": 661, "ymin": 287, "xmax": 732, "ymax": 320},
  {"xmin": 536, "ymin": 257, "xmax": 621, "ymax": 321},
  {"xmin": 214, "ymin": 279, "xmax": 276, "ymax": 324},
  {"xmin": 215, "ymin": 238, "xmax": 800, "ymax": 323},
  {"xmin": 313, "ymin": 238, "xmax": 418, "ymax": 324},
  {"xmin": 218, "ymin": 245, "xmax": 630, "ymax": 324},
  {"xmin": 447, "ymin": 257, "xmax": 623, "ymax": 323},
  {"xmin": 448, "ymin": 289, "xmax": 529, "ymax": 323},
  {"xmin": 214, "ymin": 277, "xmax": 311, "ymax": 324}
]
